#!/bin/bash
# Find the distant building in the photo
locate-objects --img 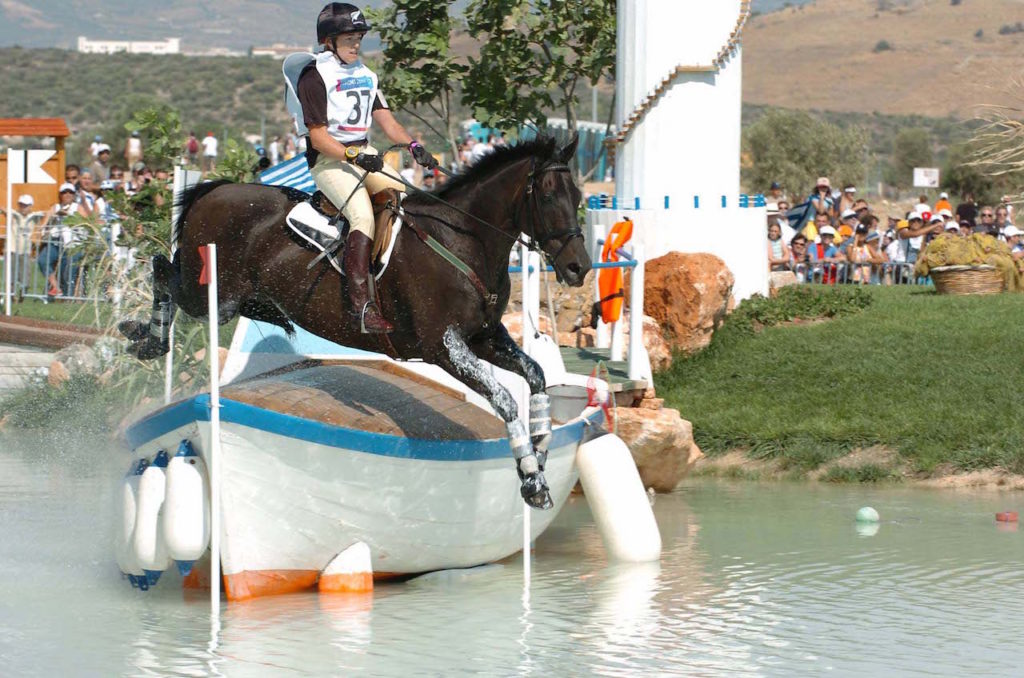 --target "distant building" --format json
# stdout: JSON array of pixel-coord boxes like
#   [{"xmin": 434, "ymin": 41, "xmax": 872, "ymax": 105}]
[
  {"xmin": 251, "ymin": 43, "xmax": 314, "ymax": 59},
  {"xmin": 76, "ymin": 36, "xmax": 181, "ymax": 55}
]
